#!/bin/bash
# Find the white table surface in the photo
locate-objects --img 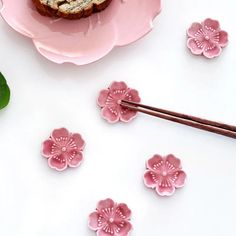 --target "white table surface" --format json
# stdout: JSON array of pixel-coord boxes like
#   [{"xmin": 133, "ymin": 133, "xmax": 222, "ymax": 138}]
[{"xmin": 0, "ymin": 0, "xmax": 236, "ymax": 235}]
